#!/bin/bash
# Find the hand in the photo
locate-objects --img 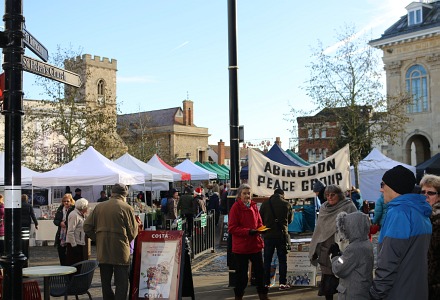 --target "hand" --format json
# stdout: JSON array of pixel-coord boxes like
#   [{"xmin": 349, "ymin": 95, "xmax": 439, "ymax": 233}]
[
  {"xmin": 310, "ymin": 253, "xmax": 318, "ymax": 266},
  {"xmin": 249, "ymin": 229, "xmax": 258, "ymax": 236},
  {"xmin": 329, "ymin": 243, "xmax": 341, "ymax": 258}
]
